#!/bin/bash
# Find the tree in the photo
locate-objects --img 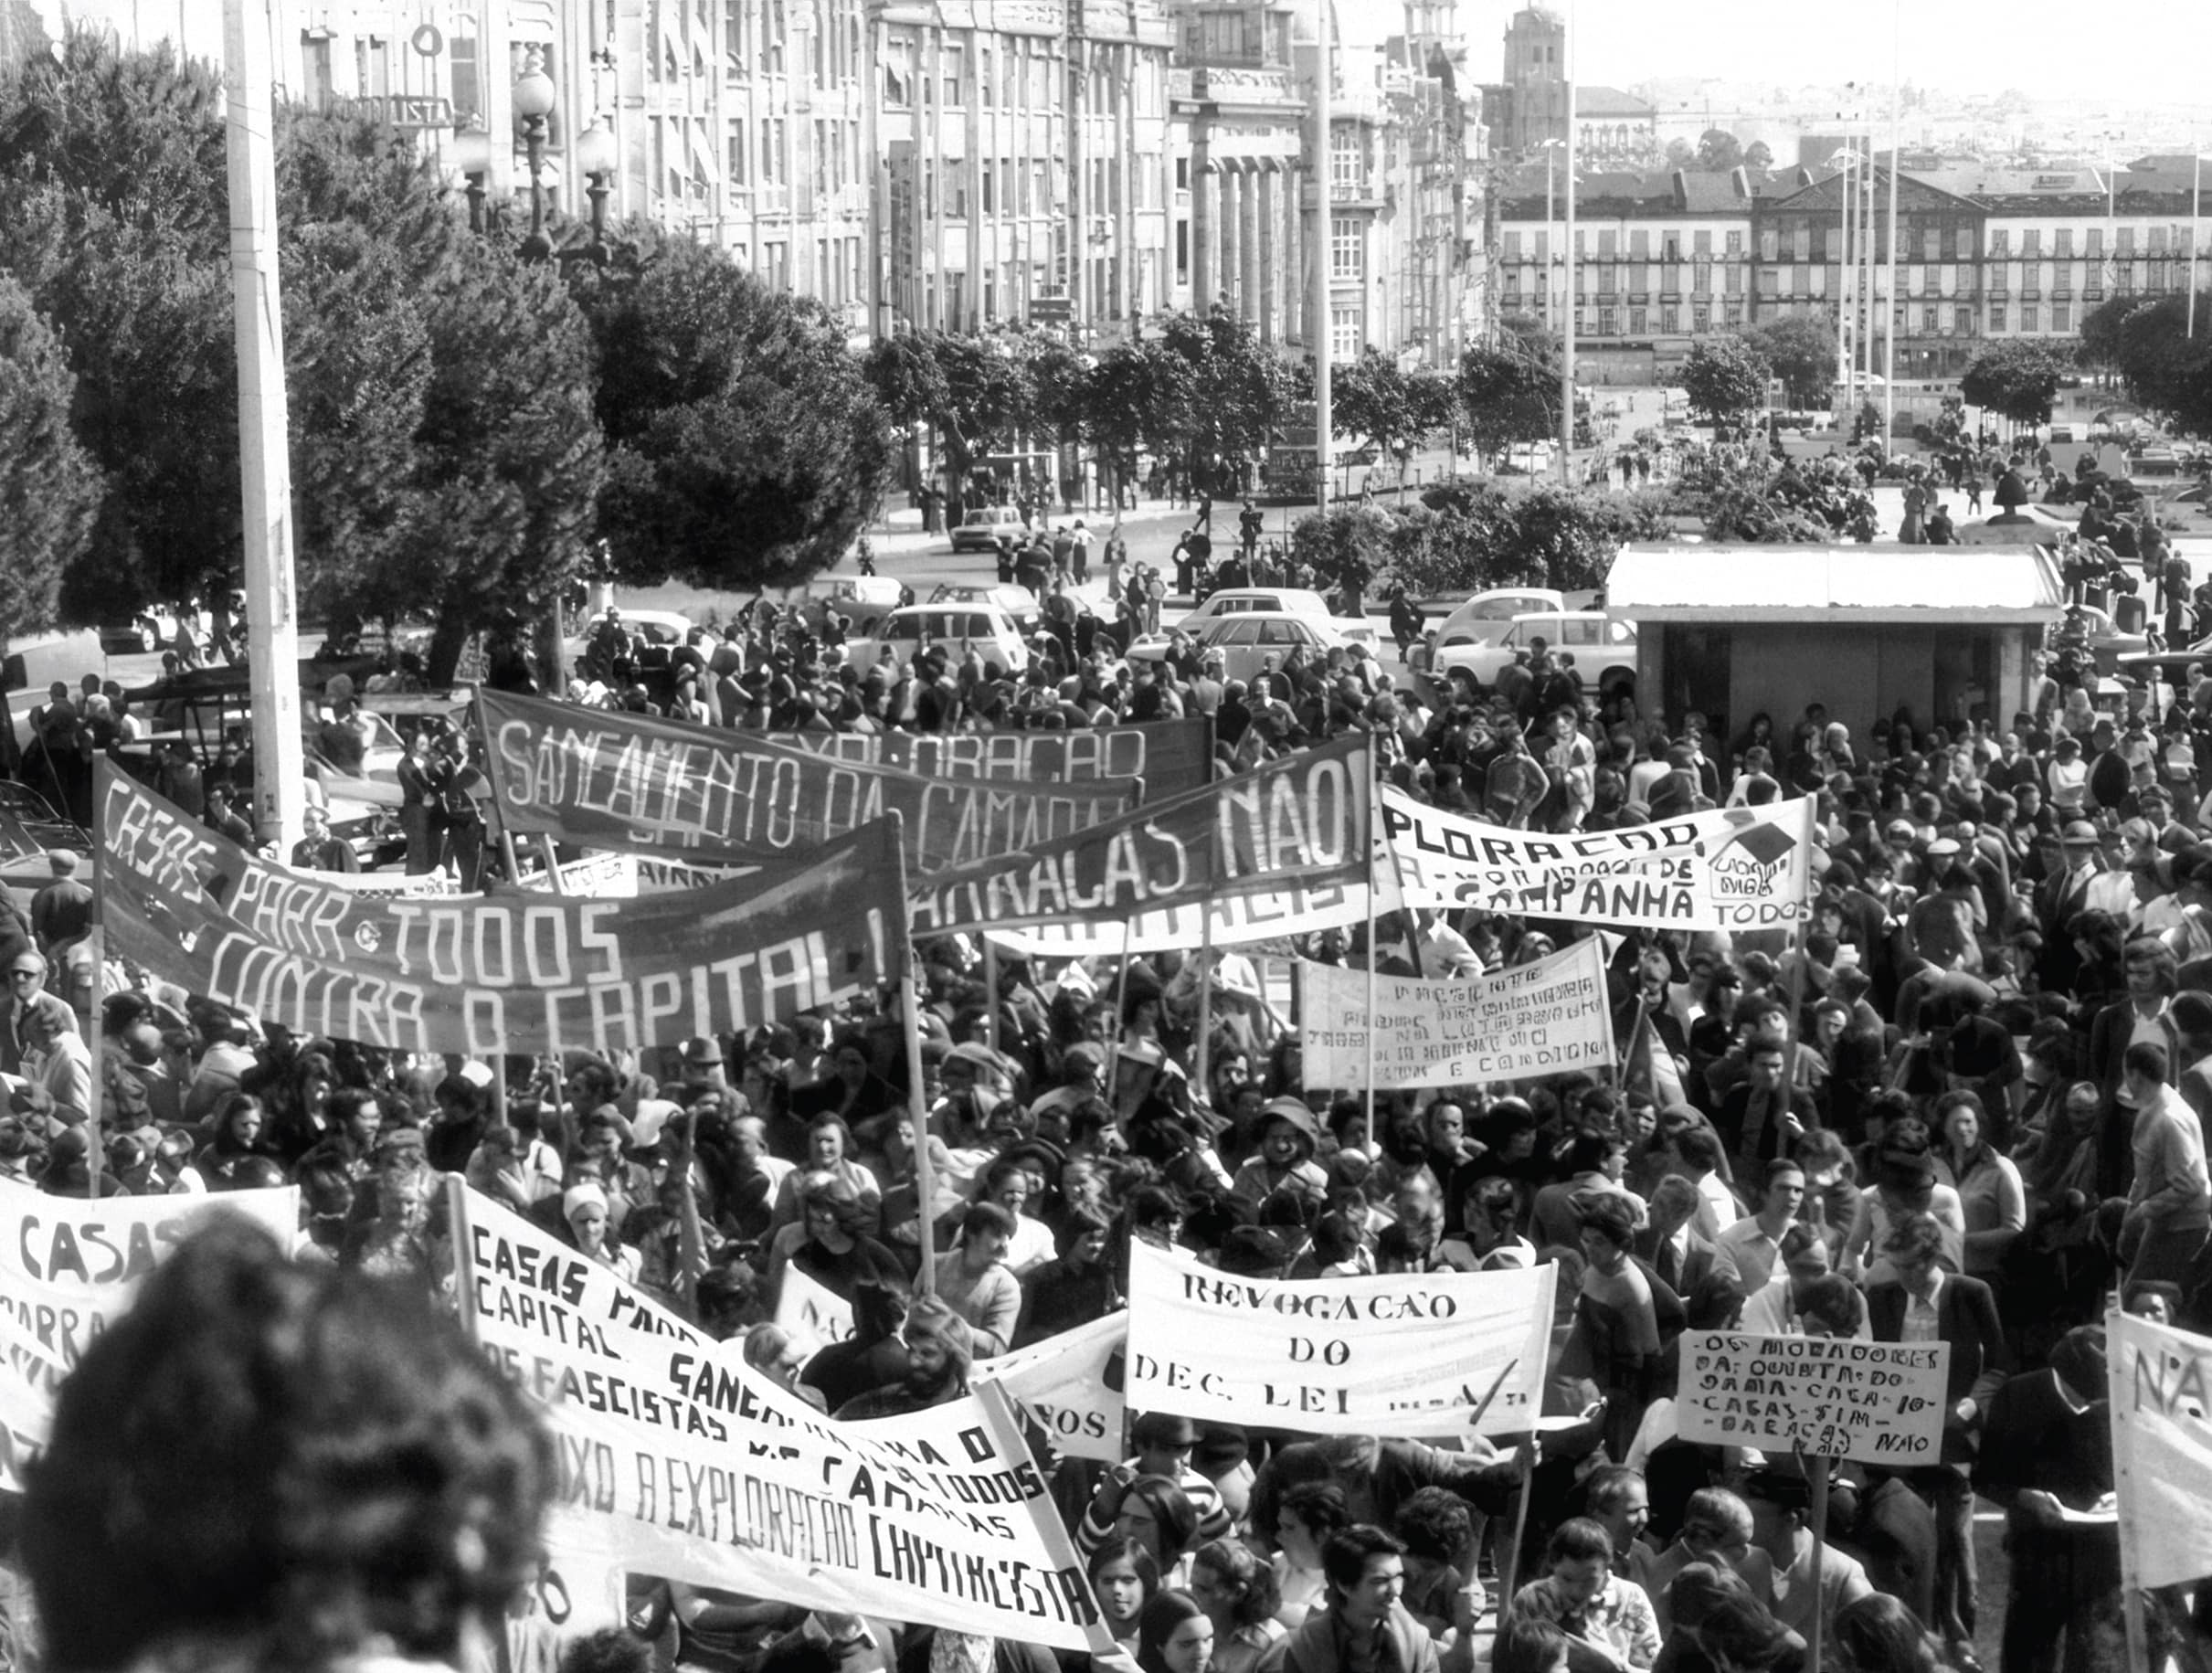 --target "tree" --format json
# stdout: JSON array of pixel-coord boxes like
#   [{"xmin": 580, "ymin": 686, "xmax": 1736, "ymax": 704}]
[
  {"xmin": 1742, "ymin": 140, "xmax": 1774, "ymax": 173},
  {"xmin": 862, "ymin": 328, "xmax": 1039, "ymax": 487},
  {"xmin": 1458, "ymin": 316, "xmax": 1561, "ymax": 464},
  {"xmin": 577, "ymin": 238, "xmax": 890, "ymax": 591},
  {"xmin": 1153, "ymin": 310, "xmax": 1292, "ymax": 491},
  {"xmin": 1961, "ymin": 340, "xmax": 2074, "ymax": 428},
  {"xmin": 1664, "ymin": 138, "xmax": 1696, "ymax": 170},
  {"xmin": 1741, "ymin": 315, "xmax": 1837, "ymax": 408},
  {"xmin": 0, "ymin": 274, "xmax": 101, "ymax": 640},
  {"xmin": 1696, "ymin": 449, "xmax": 1879, "ymax": 544},
  {"xmin": 1332, "ymin": 347, "xmax": 1458, "ymax": 469},
  {"xmin": 1679, "ymin": 335, "xmax": 1770, "ymax": 429},
  {"xmin": 1695, "ymin": 129, "xmax": 1743, "ymax": 172},
  {"xmin": 2086, "ymin": 291, "xmax": 2212, "ymax": 437}
]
